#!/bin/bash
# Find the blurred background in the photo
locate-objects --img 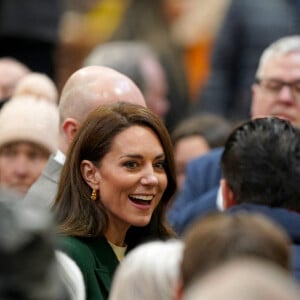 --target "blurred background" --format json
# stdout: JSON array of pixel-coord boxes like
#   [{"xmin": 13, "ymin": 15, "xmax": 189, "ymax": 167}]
[{"xmin": 2, "ymin": 0, "xmax": 299, "ymax": 131}]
